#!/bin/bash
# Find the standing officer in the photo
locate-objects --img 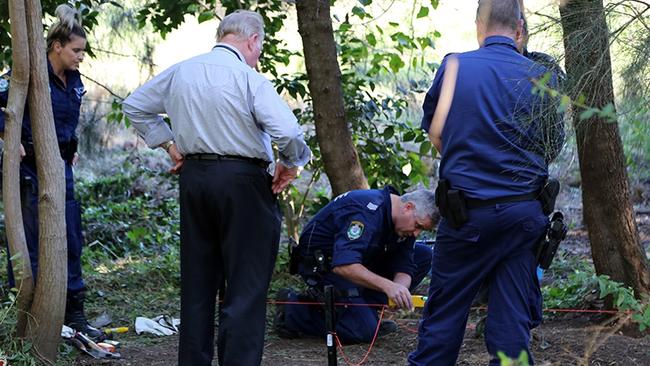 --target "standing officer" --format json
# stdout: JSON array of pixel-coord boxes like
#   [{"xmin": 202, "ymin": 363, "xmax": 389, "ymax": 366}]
[
  {"xmin": 0, "ymin": 4, "xmax": 101, "ymax": 338},
  {"xmin": 408, "ymin": 0, "xmax": 564, "ymax": 365},
  {"xmin": 275, "ymin": 188, "xmax": 438, "ymax": 344},
  {"xmin": 122, "ymin": 10, "xmax": 311, "ymax": 366}
]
